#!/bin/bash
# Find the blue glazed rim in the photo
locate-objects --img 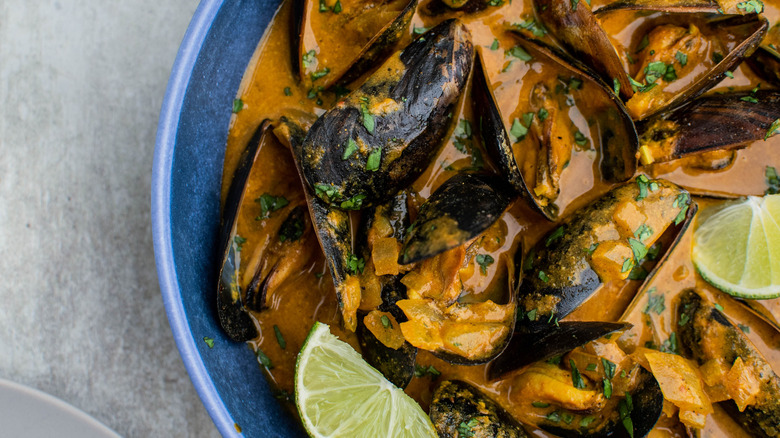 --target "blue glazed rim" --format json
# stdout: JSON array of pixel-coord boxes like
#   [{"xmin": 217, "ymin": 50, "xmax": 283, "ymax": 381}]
[{"xmin": 152, "ymin": 1, "xmax": 303, "ymax": 436}]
